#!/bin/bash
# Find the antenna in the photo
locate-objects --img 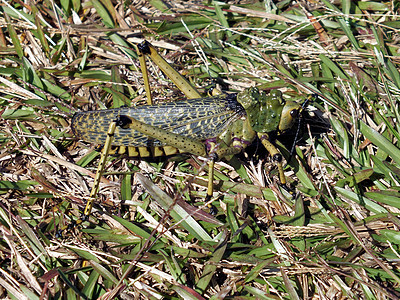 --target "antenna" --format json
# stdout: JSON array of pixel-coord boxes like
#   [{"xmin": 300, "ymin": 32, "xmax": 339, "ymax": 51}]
[{"xmin": 287, "ymin": 94, "xmax": 316, "ymax": 164}]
